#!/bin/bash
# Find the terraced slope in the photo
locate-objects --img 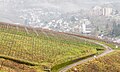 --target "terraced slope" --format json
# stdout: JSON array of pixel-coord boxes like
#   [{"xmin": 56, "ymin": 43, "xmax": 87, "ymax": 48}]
[
  {"xmin": 0, "ymin": 22, "xmax": 104, "ymax": 71},
  {"xmin": 67, "ymin": 51, "xmax": 120, "ymax": 72}
]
